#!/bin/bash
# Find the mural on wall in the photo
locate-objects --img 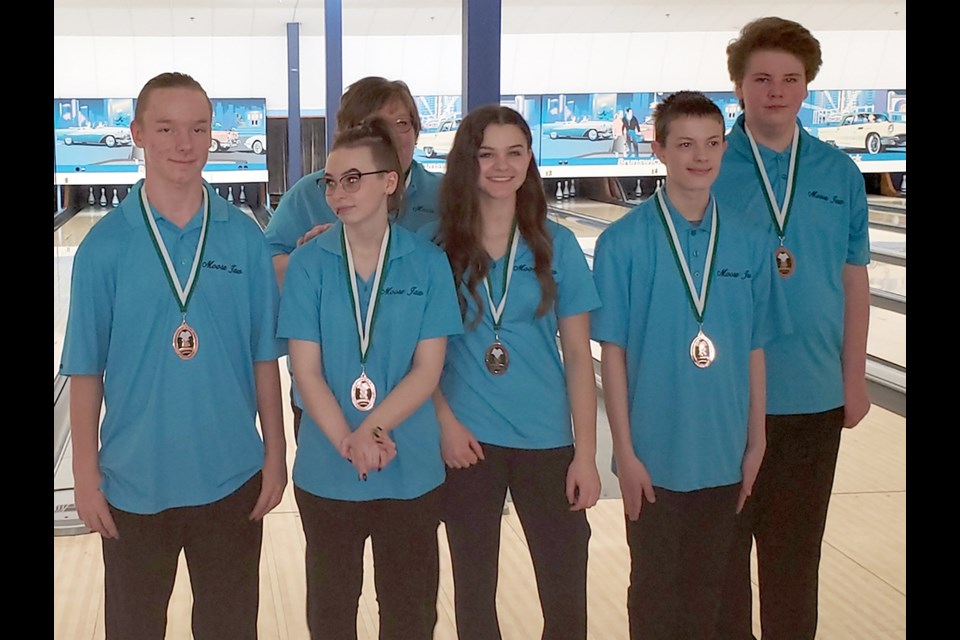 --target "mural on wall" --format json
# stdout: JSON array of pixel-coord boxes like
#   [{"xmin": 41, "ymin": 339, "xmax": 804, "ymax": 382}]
[
  {"xmin": 805, "ymin": 89, "xmax": 906, "ymax": 160},
  {"xmin": 54, "ymin": 98, "xmax": 269, "ymax": 185},
  {"xmin": 535, "ymin": 89, "xmax": 906, "ymax": 177},
  {"xmin": 54, "ymin": 90, "xmax": 905, "ymax": 183},
  {"xmin": 409, "ymin": 89, "xmax": 907, "ymax": 177},
  {"xmin": 412, "ymin": 95, "xmax": 542, "ymax": 174}
]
